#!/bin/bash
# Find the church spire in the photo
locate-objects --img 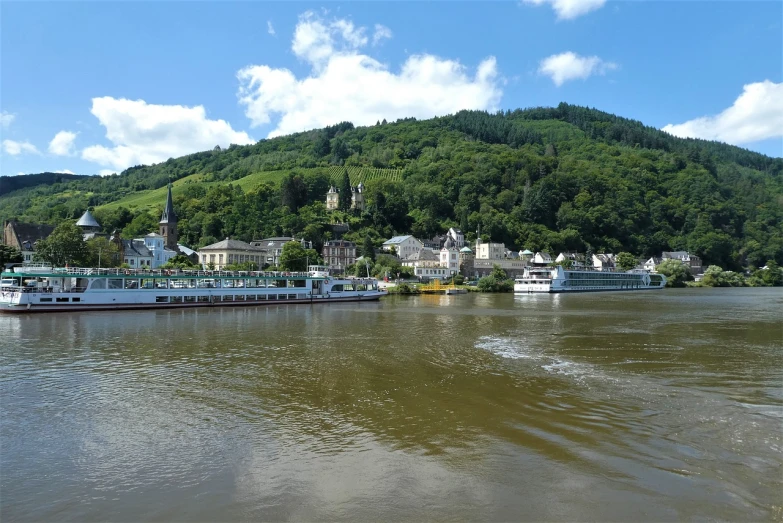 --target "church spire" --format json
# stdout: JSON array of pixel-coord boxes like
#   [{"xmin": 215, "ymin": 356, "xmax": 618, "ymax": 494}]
[
  {"xmin": 160, "ymin": 182, "xmax": 177, "ymax": 224},
  {"xmin": 159, "ymin": 183, "xmax": 178, "ymax": 251}
]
